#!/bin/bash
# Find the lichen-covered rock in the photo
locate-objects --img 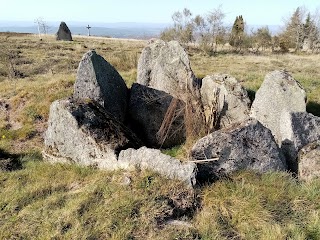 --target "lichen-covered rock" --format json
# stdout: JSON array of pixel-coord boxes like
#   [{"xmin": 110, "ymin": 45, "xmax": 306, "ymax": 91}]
[
  {"xmin": 250, "ymin": 70, "xmax": 306, "ymax": 144},
  {"xmin": 128, "ymin": 83, "xmax": 185, "ymax": 148},
  {"xmin": 190, "ymin": 119, "xmax": 286, "ymax": 182},
  {"xmin": 56, "ymin": 21, "xmax": 72, "ymax": 41},
  {"xmin": 200, "ymin": 74, "xmax": 251, "ymax": 131},
  {"xmin": 43, "ymin": 99, "xmax": 141, "ymax": 169},
  {"xmin": 280, "ymin": 112, "xmax": 320, "ymax": 172},
  {"xmin": 73, "ymin": 50, "xmax": 128, "ymax": 122},
  {"xmin": 137, "ymin": 40, "xmax": 199, "ymax": 101},
  {"xmin": 298, "ymin": 141, "xmax": 320, "ymax": 182},
  {"xmin": 118, "ymin": 147, "xmax": 197, "ymax": 187}
]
